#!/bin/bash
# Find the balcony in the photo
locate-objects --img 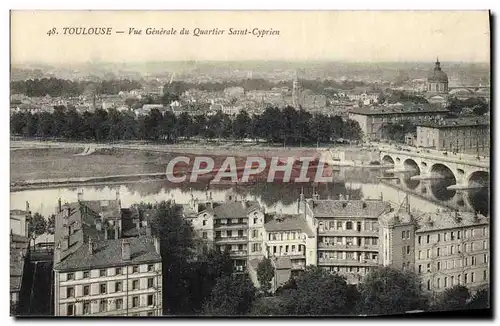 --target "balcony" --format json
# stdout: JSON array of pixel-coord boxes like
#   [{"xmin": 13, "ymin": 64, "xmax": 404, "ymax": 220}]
[
  {"xmin": 291, "ymin": 263, "xmax": 306, "ymax": 270},
  {"xmin": 215, "ymin": 236, "xmax": 248, "ymax": 244},
  {"xmin": 318, "ymin": 243, "xmax": 379, "ymax": 251},
  {"xmin": 270, "ymin": 252, "xmax": 306, "ymax": 260},
  {"xmin": 214, "ymin": 223, "xmax": 248, "ymax": 230},
  {"xmin": 228, "ymin": 250, "xmax": 248, "ymax": 257},
  {"xmin": 319, "ymin": 229, "xmax": 379, "ymax": 236},
  {"xmin": 318, "ymin": 258, "xmax": 379, "ymax": 267}
]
